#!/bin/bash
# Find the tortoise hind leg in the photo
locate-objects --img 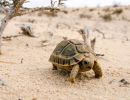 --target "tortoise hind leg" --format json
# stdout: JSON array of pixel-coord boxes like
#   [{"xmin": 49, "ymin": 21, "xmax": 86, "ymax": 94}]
[
  {"xmin": 93, "ymin": 61, "xmax": 102, "ymax": 78},
  {"xmin": 68, "ymin": 65, "xmax": 79, "ymax": 83},
  {"xmin": 52, "ymin": 64, "xmax": 58, "ymax": 70}
]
